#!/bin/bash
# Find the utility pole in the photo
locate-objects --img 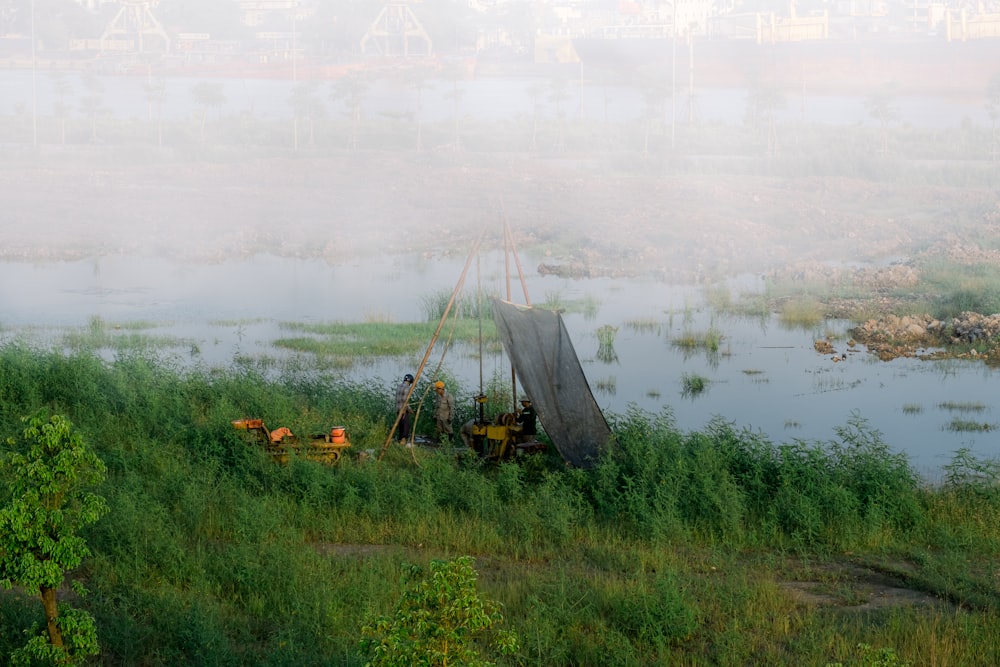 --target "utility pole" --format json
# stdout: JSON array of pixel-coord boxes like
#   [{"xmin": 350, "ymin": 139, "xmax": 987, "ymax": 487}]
[
  {"xmin": 292, "ymin": 3, "xmax": 297, "ymax": 82},
  {"xmin": 31, "ymin": 0, "xmax": 37, "ymax": 147},
  {"xmin": 670, "ymin": 1, "xmax": 676, "ymax": 149},
  {"xmin": 688, "ymin": 24, "xmax": 695, "ymax": 124}
]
